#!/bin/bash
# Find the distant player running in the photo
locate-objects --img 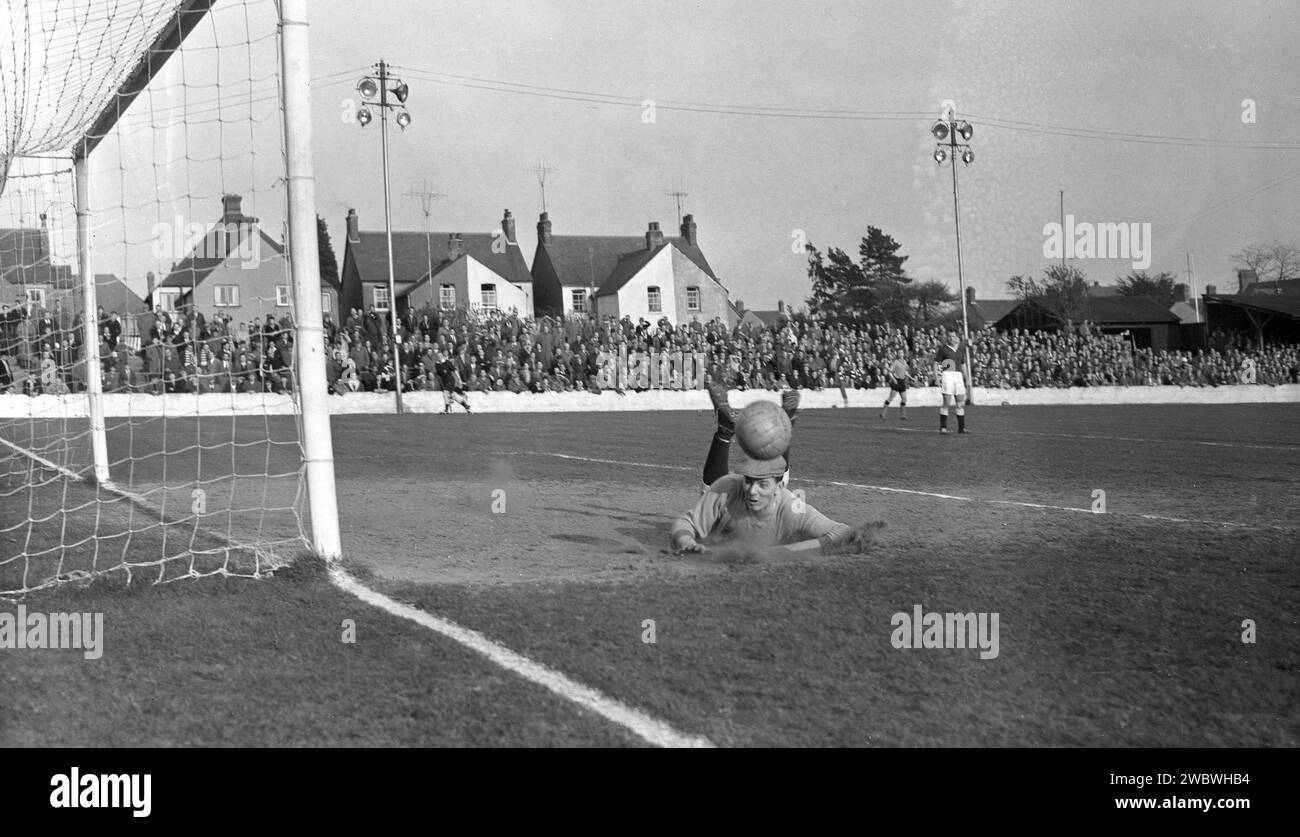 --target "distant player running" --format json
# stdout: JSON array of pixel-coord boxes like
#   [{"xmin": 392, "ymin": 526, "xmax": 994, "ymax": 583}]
[
  {"xmin": 434, "ymin": 350, "xmax": 472, "ymax": 414},
  {"xmin": 880, "ymin": 353, "xmax": 910, "ymax": 420},
  {"xmin": 933, "ymin": 327, "xmax": 969, "ymax": 434}
]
